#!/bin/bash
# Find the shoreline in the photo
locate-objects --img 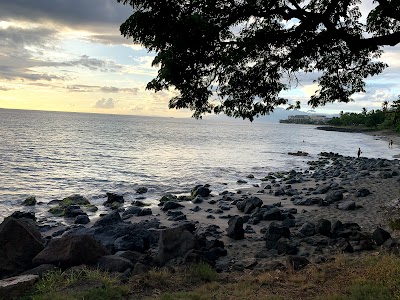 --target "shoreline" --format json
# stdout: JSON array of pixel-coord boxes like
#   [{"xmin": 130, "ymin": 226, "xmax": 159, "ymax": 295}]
[
  {"xmin": 317, "ymin": 126, "xmax": 400, "ymax": 158},
  {"xmin": 1, "ymin": 152, "xmax": 400, "ymax": 283}
]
